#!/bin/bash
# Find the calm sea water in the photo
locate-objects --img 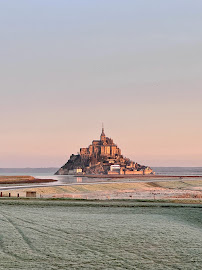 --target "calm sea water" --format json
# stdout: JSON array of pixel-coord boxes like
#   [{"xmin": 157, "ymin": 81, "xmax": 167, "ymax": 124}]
[
  {"xmin": 0, "ymin": 167, "xmax": 202, "ymax": 176},
  {"xmin": 153, "ymin": 167, "xmax": 202, "ymax": 176},
  {"xmin": 0, "ymin": 167, "xmax": 202, "ymax": 187}
]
